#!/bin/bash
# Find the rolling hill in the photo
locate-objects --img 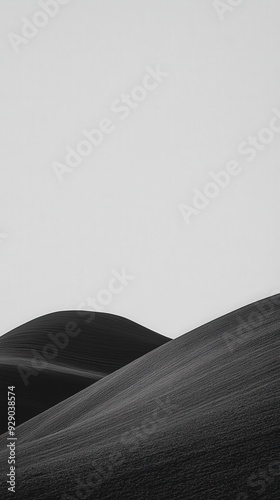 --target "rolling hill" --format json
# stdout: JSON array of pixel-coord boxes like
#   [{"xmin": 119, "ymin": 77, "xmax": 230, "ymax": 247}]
[
  {"xmin": 0, "ymin": 311, "xmax": 170, "ymax": 433},
  {"xmin": 0, "ymin": 295, "xmax": 279, "ymax": 499}
]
